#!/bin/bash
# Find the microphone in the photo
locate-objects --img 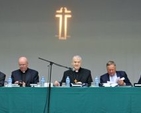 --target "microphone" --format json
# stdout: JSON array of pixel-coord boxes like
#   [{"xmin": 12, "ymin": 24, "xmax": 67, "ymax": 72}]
[
  {"xmin": 38, "ymin": 57, "xmax": 72, "ymax": 70},
  {"xmin": 67, "ymin": 67, "xmax": 73, "ymax": 70}
]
